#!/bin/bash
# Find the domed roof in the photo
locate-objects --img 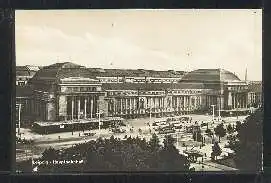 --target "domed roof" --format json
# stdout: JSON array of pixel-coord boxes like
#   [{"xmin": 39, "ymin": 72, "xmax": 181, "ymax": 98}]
[
  {"xmin": 29, "ymin": 62, "xmax": 97, "ymax": 85},
  {"xmin": 181, "ymin": 69, "xmax": 241, "ymax": 82}
]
